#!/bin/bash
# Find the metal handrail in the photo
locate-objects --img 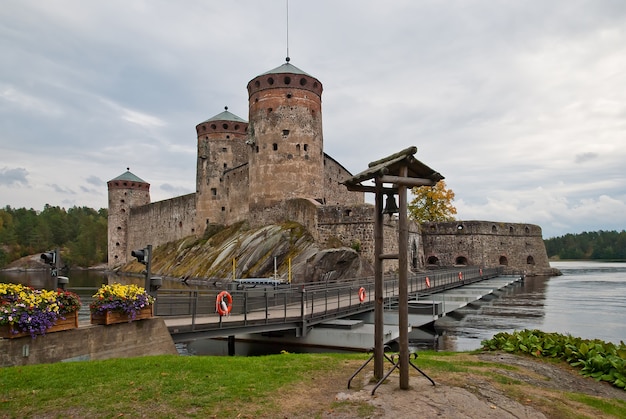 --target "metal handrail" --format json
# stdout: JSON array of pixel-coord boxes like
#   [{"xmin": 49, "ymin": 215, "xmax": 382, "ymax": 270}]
[{"xmin": 154, "ymin": 266, "xmax": 504, "ymax": 337}]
